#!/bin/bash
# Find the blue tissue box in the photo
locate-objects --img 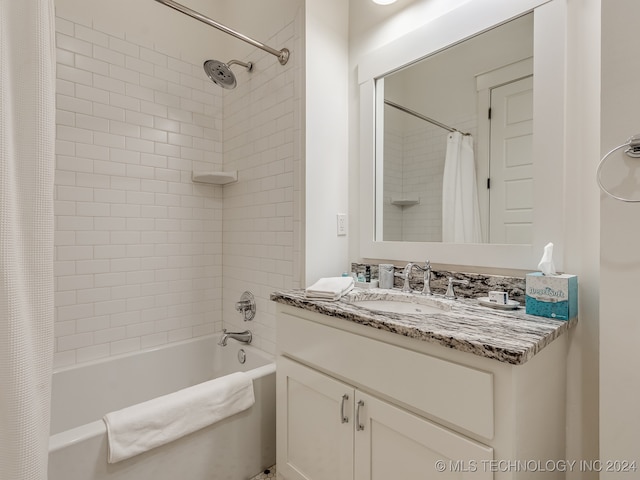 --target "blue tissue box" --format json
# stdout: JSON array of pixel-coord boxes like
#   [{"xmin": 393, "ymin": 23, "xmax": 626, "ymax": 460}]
[{"xmin": 525, "ymin": 272, "xmax": 578, "ymax": 321}]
